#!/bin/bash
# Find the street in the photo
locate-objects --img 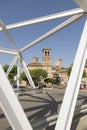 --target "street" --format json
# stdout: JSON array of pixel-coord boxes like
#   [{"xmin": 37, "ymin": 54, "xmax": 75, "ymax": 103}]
[{"xmin": 0, "ymin": 88, "xmax": 87, "ymax": 130}]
